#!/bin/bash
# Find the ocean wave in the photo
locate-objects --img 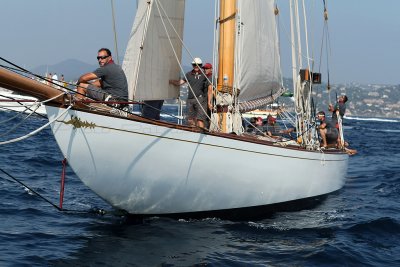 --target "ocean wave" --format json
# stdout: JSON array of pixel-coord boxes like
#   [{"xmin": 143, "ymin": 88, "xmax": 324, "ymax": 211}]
[
  {"xmin": 346, "ymin": 116, "xmax": 399, "ymax": 123},
  {"xmin": 347, "ymin": 217, "xmax": 400, "ymax": 234}
]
